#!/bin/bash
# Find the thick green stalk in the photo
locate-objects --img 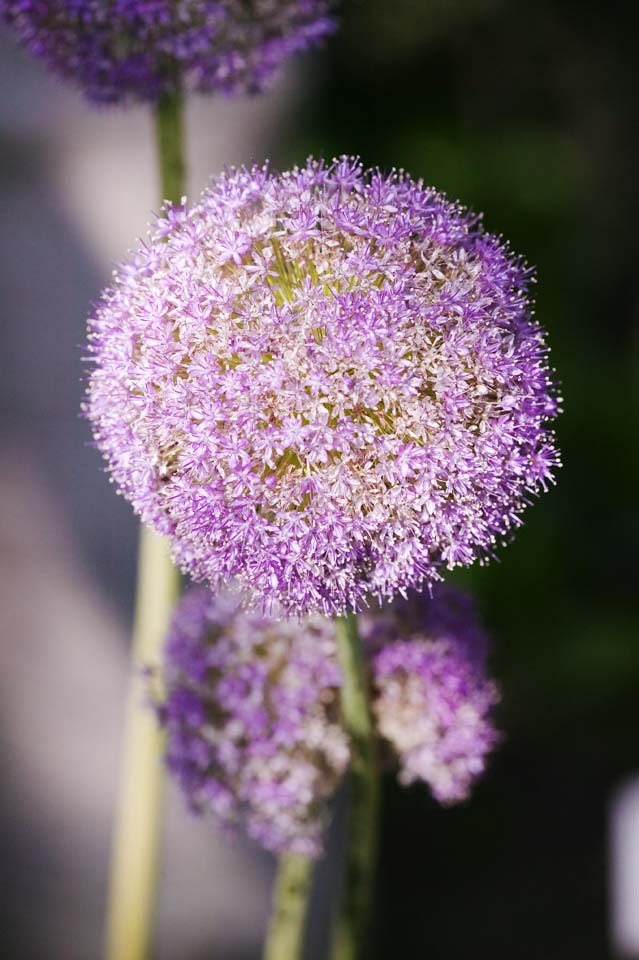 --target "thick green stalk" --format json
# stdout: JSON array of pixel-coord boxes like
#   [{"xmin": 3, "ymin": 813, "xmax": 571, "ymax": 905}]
[
  {"xmin": 331, "ymin": 613, "xmax": 380, "ymax": 960},
  {"xmin": 105, "ymin": 91, "xmax": 185, "ymax": 960},
  {"xmin": 155, "ymin": 89, "xmax": 185, "ymax": 204},
  {"xmin": 263, "ymin": 853, "xmax": 315, "ymax": 960},
  {"xmin": 105, "ymin": 530, "xmax": 180, "ymax": 960}
]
